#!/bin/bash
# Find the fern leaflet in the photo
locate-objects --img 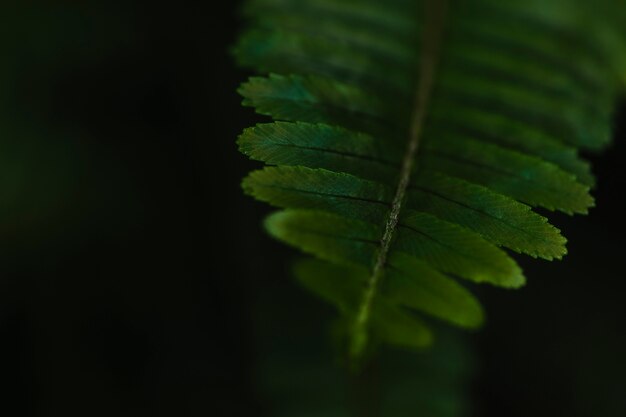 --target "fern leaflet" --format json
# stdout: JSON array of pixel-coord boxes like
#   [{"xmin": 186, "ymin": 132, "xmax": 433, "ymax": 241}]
[{"xmin": 234, "ymin": 0, "xmax": 625, "ymax": 361}]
